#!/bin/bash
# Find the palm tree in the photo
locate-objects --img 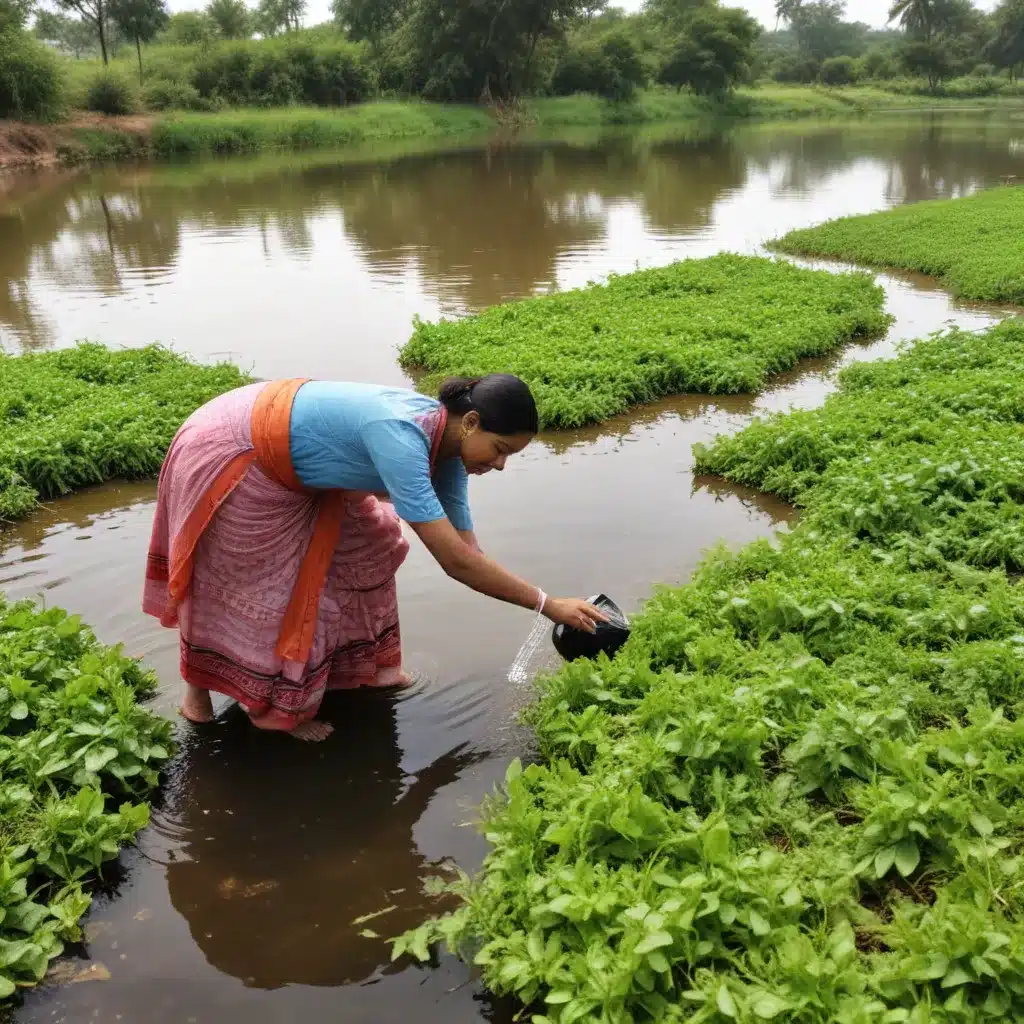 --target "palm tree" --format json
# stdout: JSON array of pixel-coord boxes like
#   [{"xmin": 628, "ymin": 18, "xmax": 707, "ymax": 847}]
[
  {"xmin": 889, "ymin": 0, "xmax": 938, "ymax": 41},
  {"xmin": 774, "ymin": 0, "xmax": 803, "ymax": 28}
]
